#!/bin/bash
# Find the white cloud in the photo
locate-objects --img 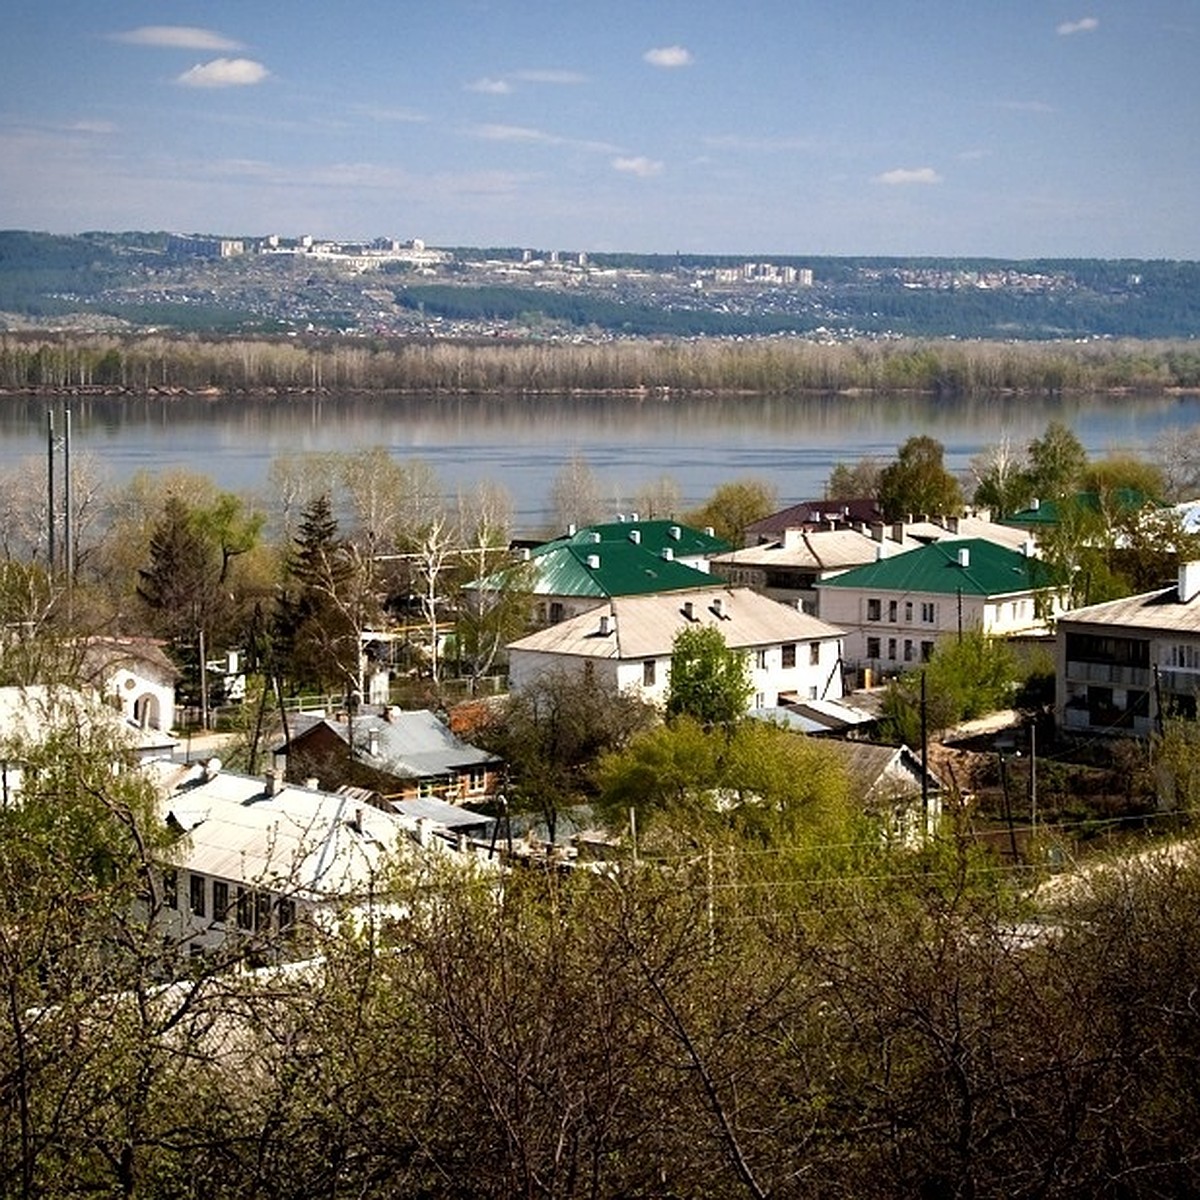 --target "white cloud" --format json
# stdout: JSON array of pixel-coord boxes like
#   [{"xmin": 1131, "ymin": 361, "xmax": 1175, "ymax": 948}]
[
  {"xmin": 67, "ymin": 119, "xmax": 118, "ymax": 135},
  {"xmin": 356, "ymin": 105, "xmax": 428, "ymax": 124},
  {"xmin": 873, "ymin": 166, "xmax": 943, "ymax": 185},
  {"xmin": 469, "ymin": 124, "xmax": 620, "ymax": 154},
  {"xmin": 1057, "ymin": 17, "xmax": 1099, "ymax": 35},
  {"xmin": 466, "ymin": 77, "xmax": 513, "ymax": 94},
  {"xmin": 111, "ymin": 25, "xmax": 244, "ymax": 51},
  {"xmin": 612, "ymin": 155, "xmax": 663, "ymax": 177},
  {"xmin": 997, "ymin": 99, "xmax": 1055, "ymax": 113},
  {"xmin": 513, "ymin": 69, "xmax": 587, "ymax": 84},
  {"xmin": 703, "ymin": 133, "xmax": 822, "ymax": 153},
  {"xmin": 176, "ymin": 59, "xmax": 270, "ymax": 88},
  {"xmin": 643, "ymin": 45, "xmax": 694, "ymax": 68}
]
